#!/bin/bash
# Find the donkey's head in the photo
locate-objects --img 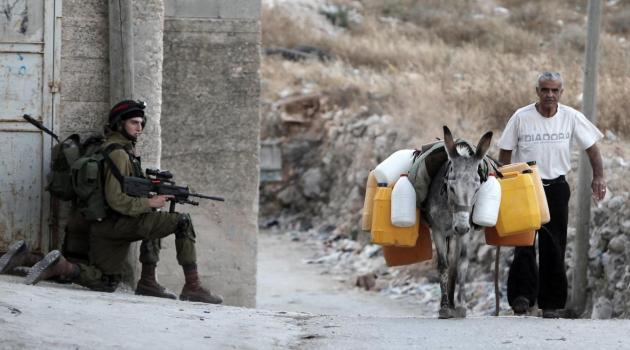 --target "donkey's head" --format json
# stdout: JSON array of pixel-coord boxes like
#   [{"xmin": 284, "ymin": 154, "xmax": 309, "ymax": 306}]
[{"xmin": 443, "ymin": 126, "xmax": 493, "ymax": 235}]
